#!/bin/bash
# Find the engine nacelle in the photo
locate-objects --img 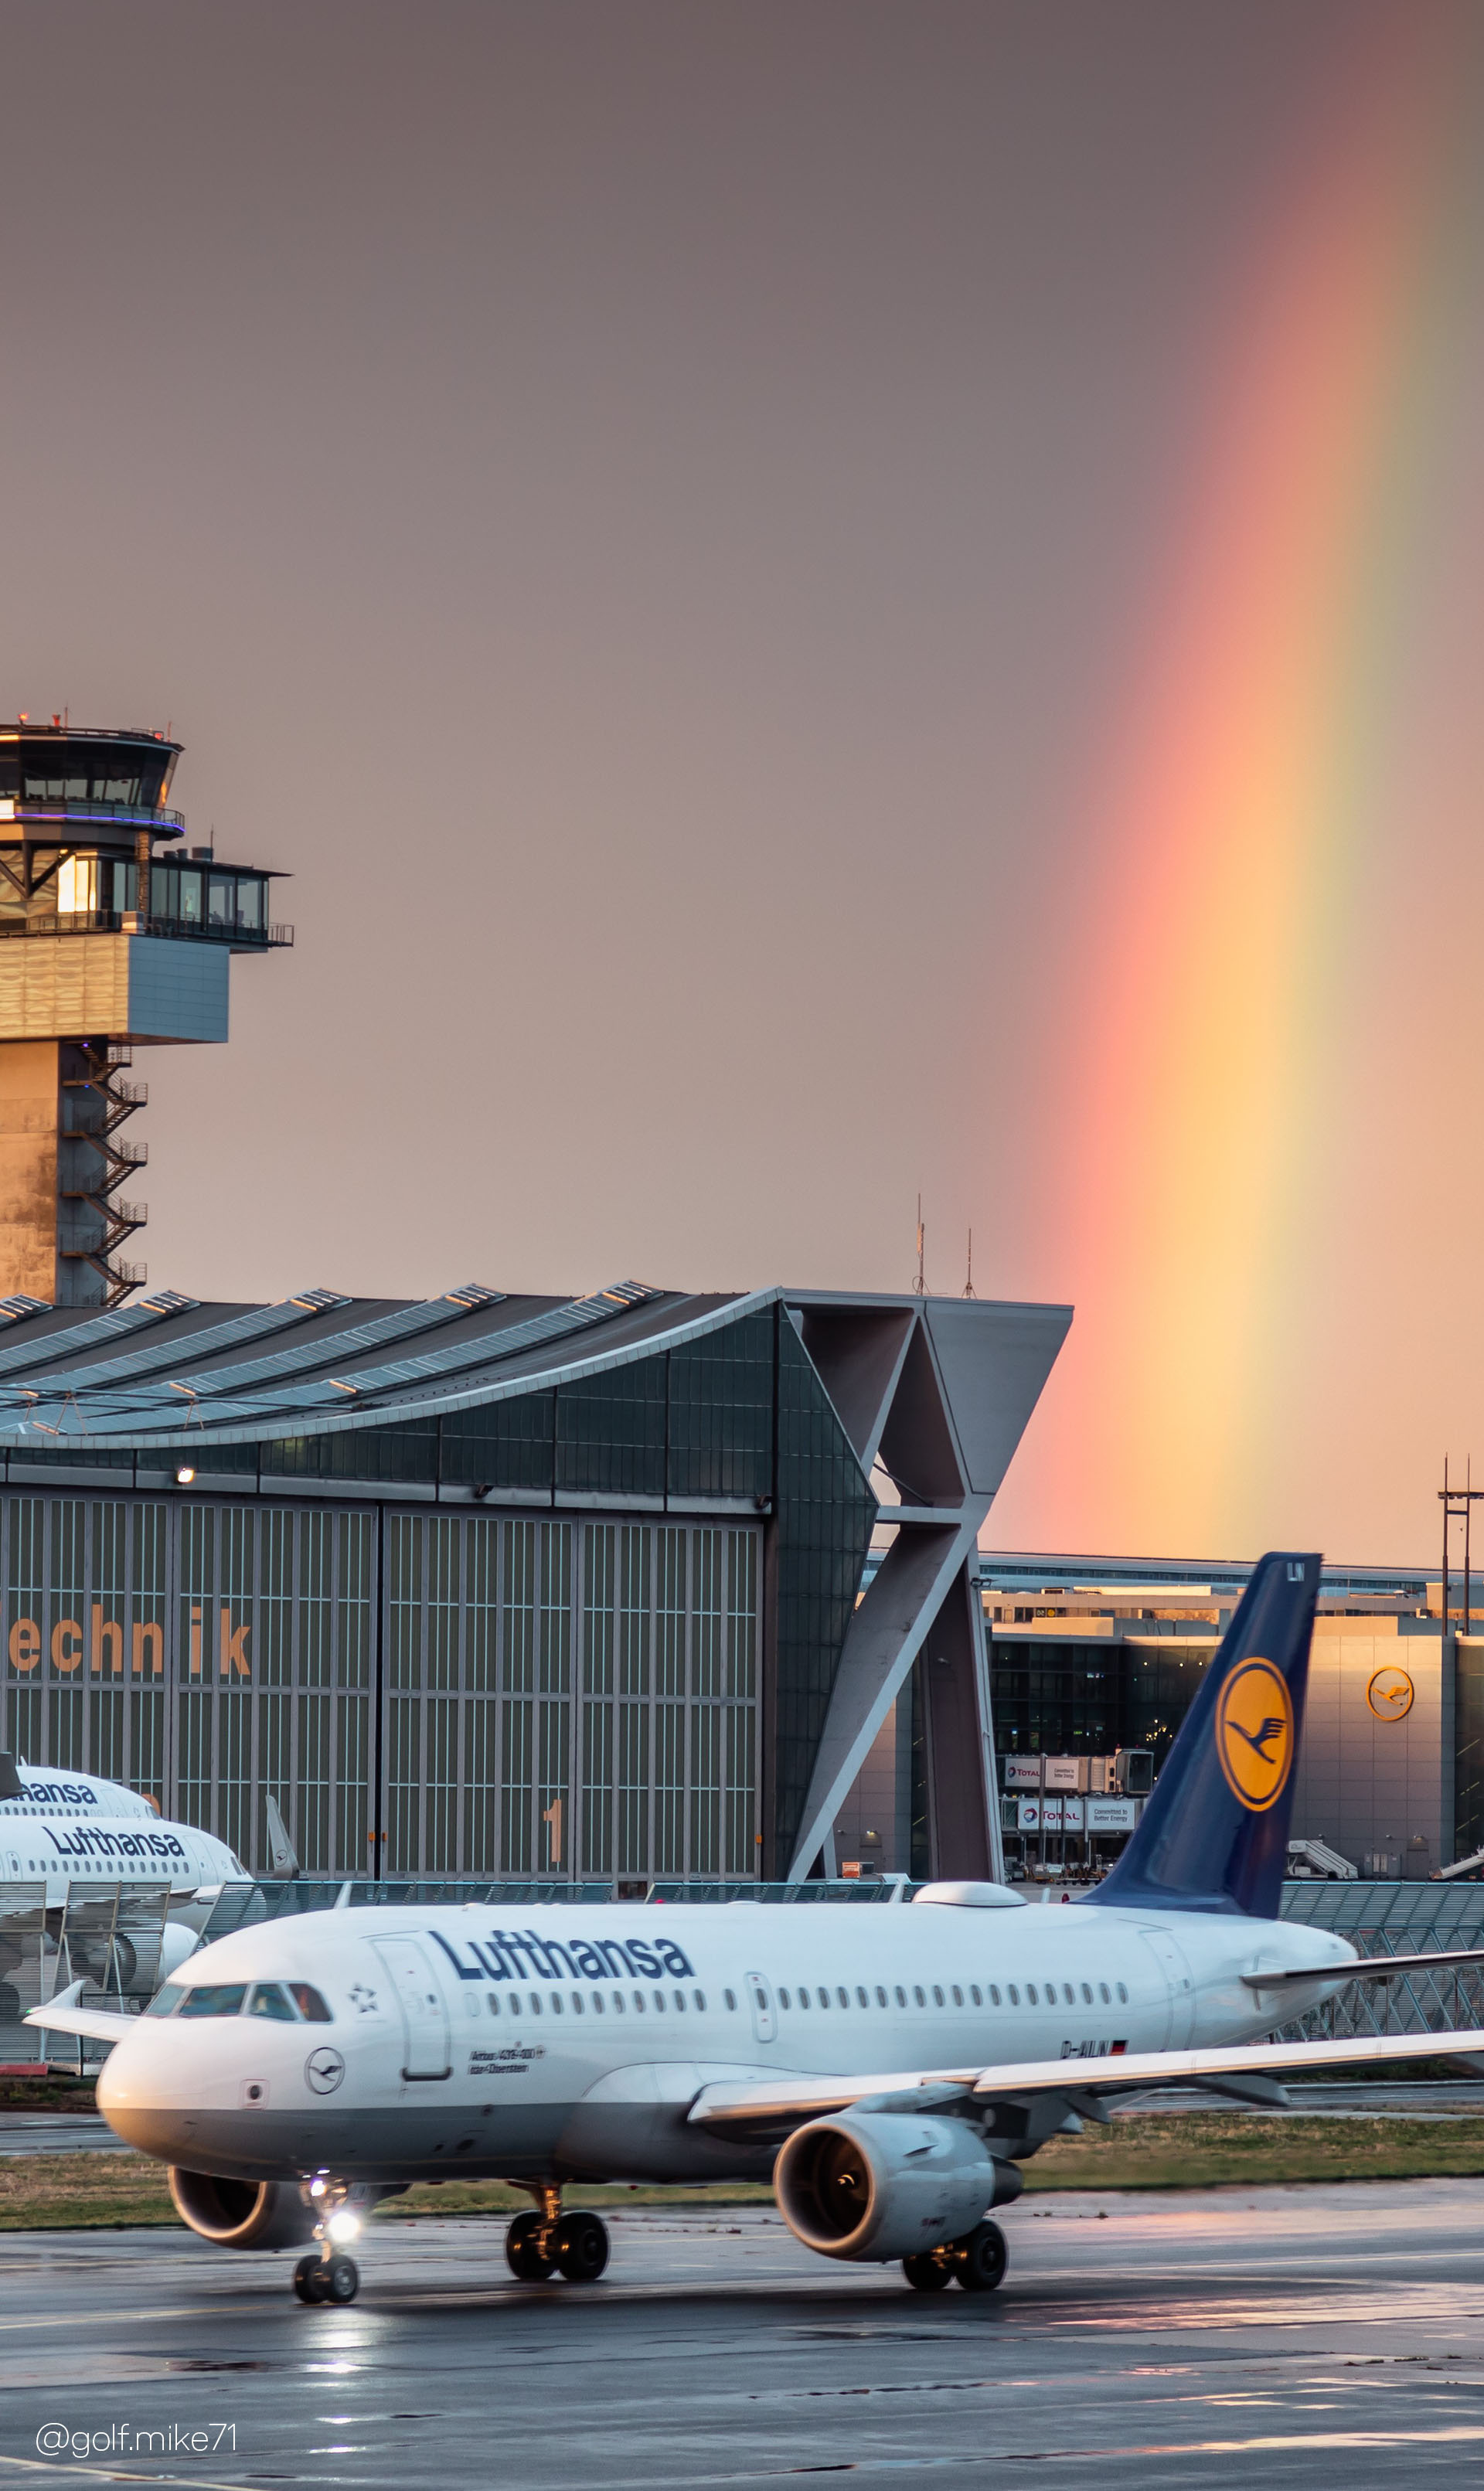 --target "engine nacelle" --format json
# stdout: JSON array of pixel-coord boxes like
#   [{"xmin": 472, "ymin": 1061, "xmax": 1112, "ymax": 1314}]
[
  {"xmin": 774, "ymin": 2112, "xmax": 1022, "ymax": 2264},
  {"xmin": 168, "ymin": 2169, "xmax": 318, "ymax": 2251},
  {"xmin": 157, "ymin": 1921, "xmax": 202, "ymax": 1983}
]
